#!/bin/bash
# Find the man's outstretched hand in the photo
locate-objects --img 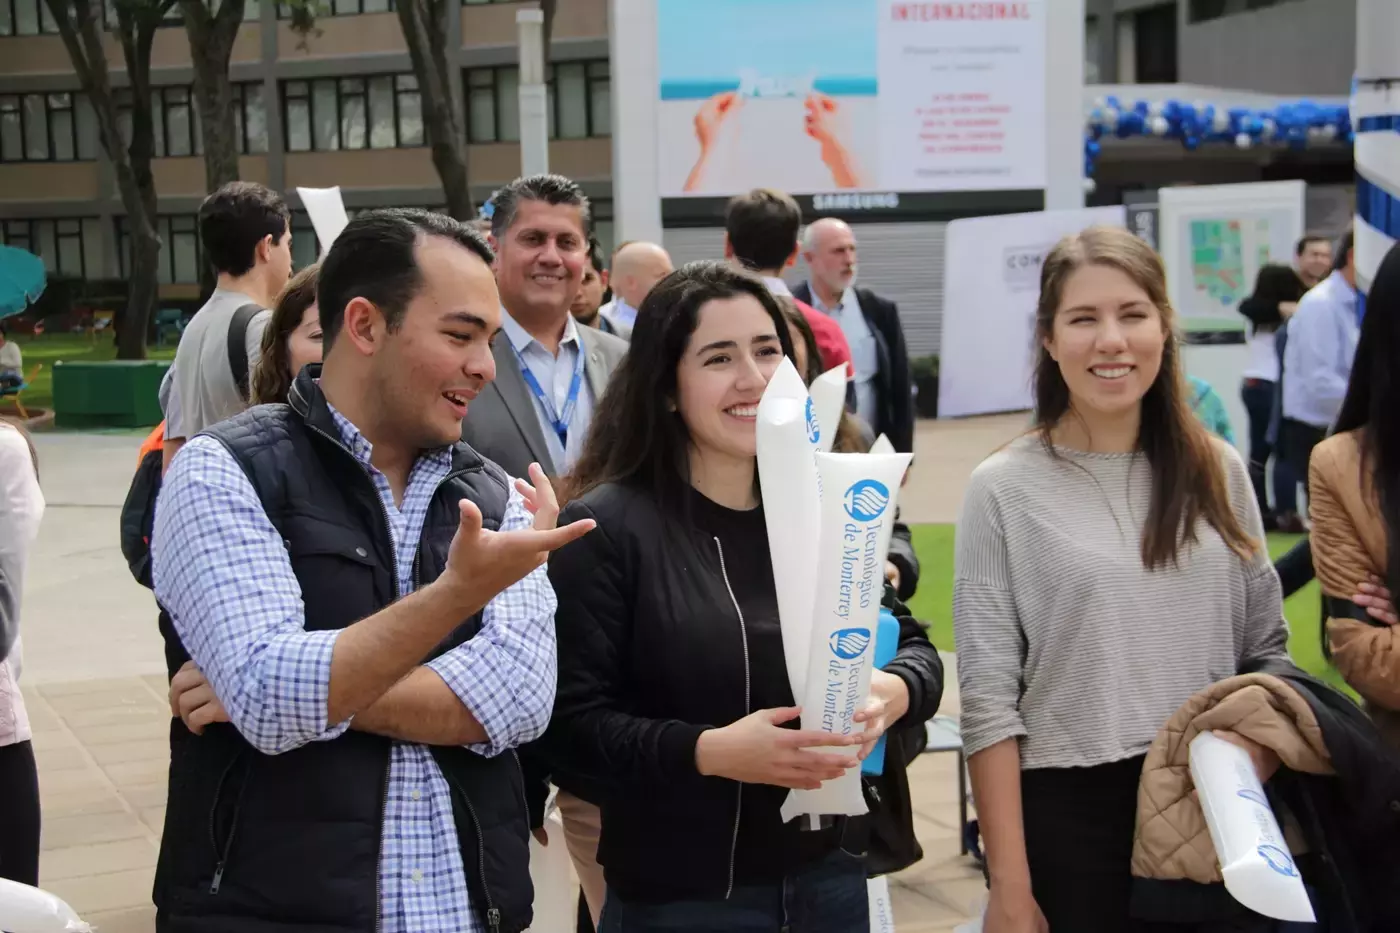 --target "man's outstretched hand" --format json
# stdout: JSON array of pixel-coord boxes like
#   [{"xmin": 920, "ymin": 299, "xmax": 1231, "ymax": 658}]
[{"xmin": 439, "ymin": 493, "xmax": 594, "ymax": 614}]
